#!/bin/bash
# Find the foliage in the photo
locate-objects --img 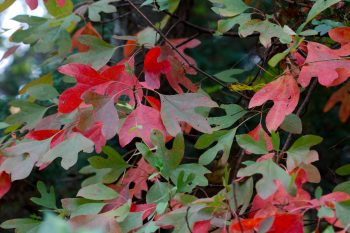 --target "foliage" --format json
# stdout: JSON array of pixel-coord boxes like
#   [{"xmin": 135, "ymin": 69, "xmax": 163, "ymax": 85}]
[{"xmin": 0, "ymin": 0, "xmax": 350, "ymax": 232}]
